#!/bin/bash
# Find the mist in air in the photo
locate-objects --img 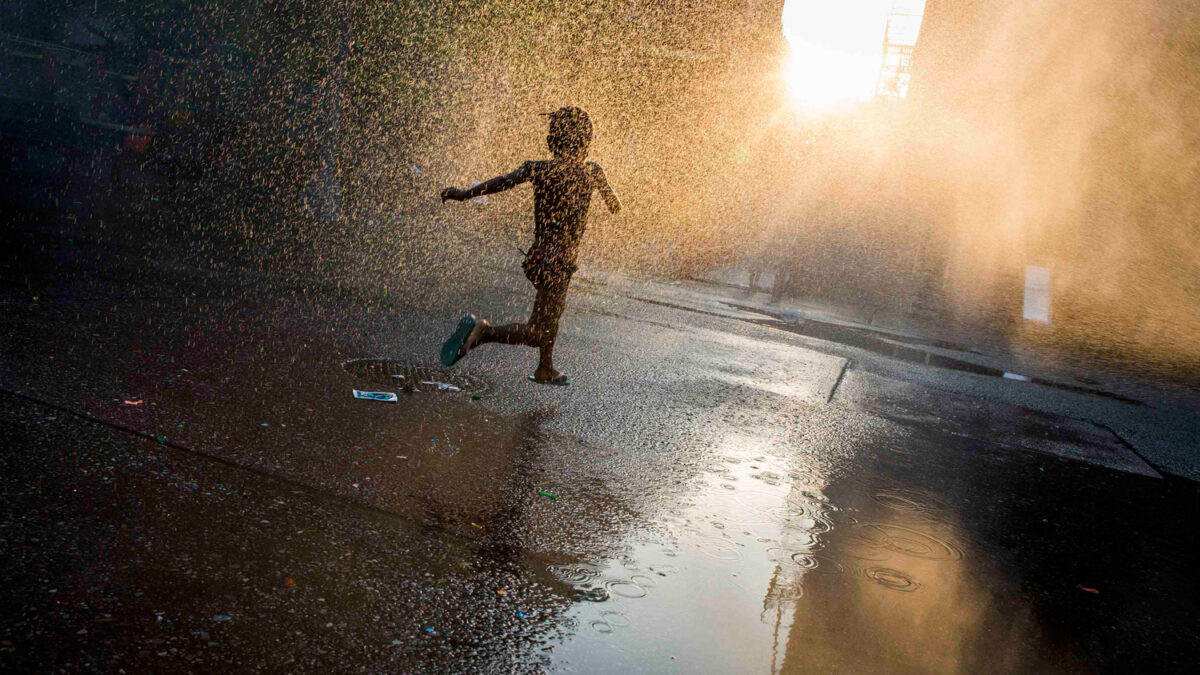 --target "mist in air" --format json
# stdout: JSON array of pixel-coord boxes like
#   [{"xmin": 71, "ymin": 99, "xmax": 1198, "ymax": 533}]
[{"xmin": 9, "ymin": 0, "xmax": 1197, "ymax": 375}]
